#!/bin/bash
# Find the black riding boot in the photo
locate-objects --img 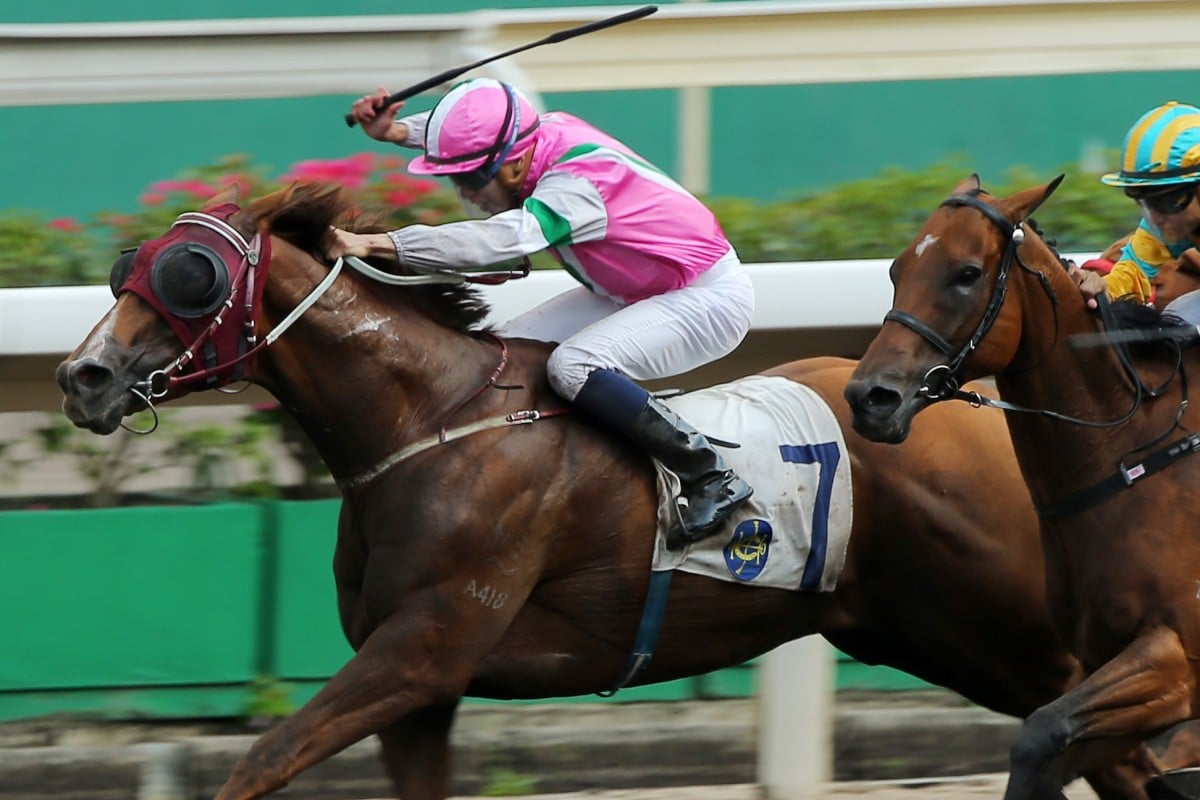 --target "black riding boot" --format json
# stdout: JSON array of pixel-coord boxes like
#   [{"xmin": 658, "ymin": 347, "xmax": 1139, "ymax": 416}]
[{"xmin": 574, "ymin": 369, "xmax": 753, "ymax": 550}]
